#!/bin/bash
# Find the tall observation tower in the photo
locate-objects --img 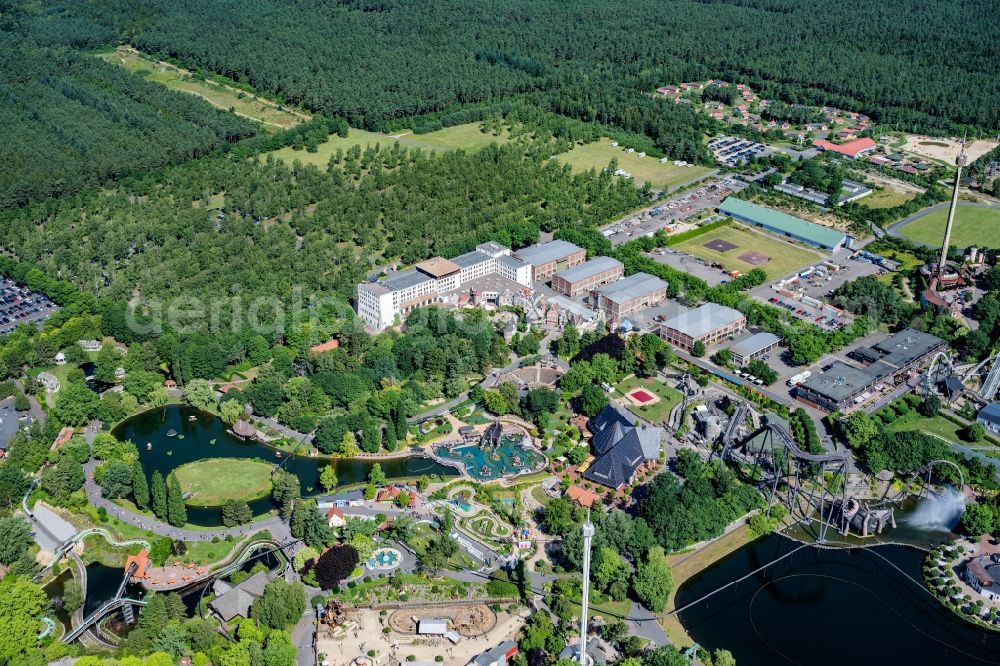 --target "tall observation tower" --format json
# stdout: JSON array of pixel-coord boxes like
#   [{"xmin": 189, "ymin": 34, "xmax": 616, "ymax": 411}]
[
  {"xmin": 938, "ymin": 140, "xmax": 969, "ymax": 279},
  {"xmin": 578, "ymin": 513, "xmax": 595, "ymax": 666}
]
